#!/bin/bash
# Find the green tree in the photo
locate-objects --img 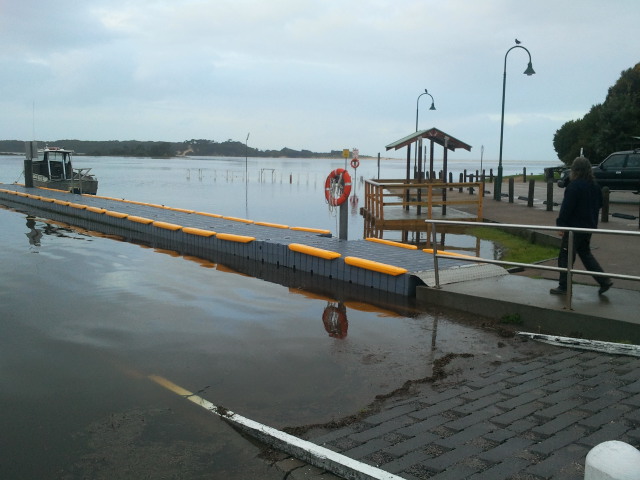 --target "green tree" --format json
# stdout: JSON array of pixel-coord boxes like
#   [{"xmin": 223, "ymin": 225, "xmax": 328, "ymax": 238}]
[{"xmin": 554, "ymin": 62, "xmax": 640, "ymax": 165}]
